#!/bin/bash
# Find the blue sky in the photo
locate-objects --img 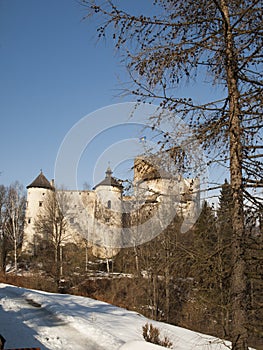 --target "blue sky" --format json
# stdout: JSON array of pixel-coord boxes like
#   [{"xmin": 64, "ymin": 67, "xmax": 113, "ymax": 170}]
[
  {"xmin": 0, "ymin": 0, "xmax": 128, "ymax": 187},
  {"xmin": 0, "ymin": 0, "xmax": 227, "ymax": 196}
]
